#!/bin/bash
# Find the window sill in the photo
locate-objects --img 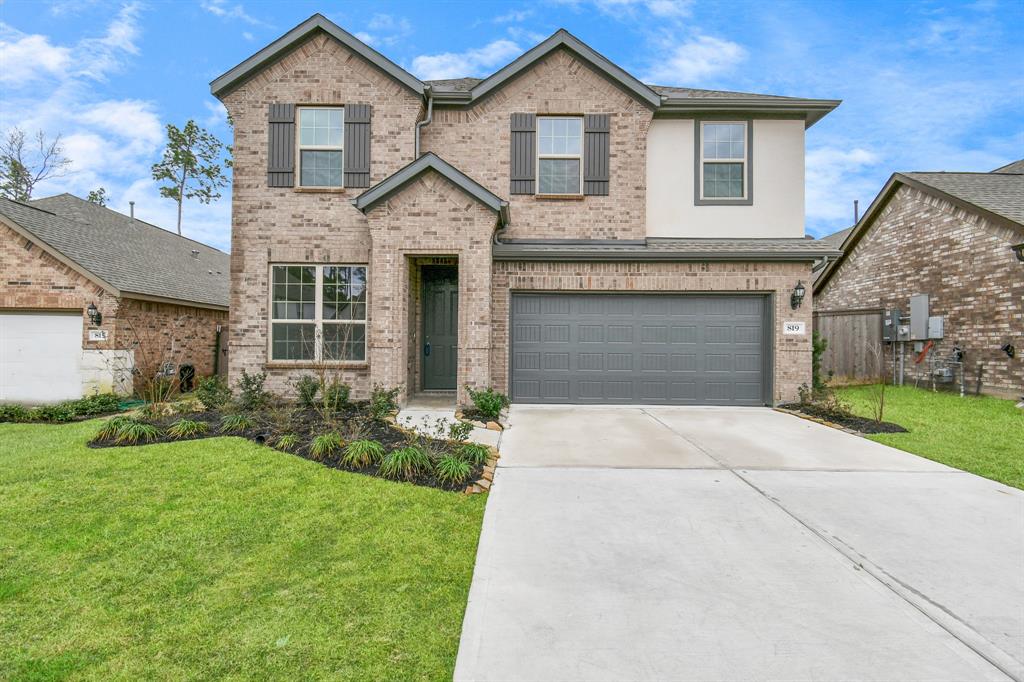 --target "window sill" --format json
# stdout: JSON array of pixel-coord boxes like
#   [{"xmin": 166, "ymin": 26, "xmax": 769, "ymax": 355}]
[
  {"xmin": 293, "ymin": 187, "xmax": 348, "ymax": 194},
  {"xmin": 265, "ymin": 361, "xmax": 369, "ymax": 370},
  {"xmin": 535, "ymin": 194, "xmax": 585, "ymax": 201}
]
